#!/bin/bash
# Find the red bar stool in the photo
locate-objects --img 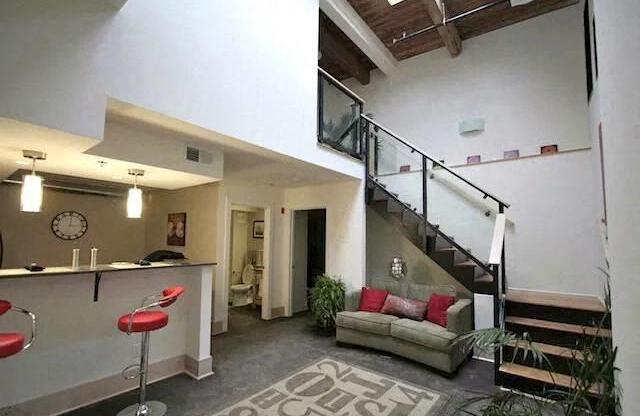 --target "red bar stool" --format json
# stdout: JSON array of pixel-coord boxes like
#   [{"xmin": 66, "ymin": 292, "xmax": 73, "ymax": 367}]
[
  {"xmin": 0, "ymin": 299, "xmax": 37, "ymax": 359},
  {"xmin": 117, "ymin": 286, "xmax": 185, "ymax": 416}
]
